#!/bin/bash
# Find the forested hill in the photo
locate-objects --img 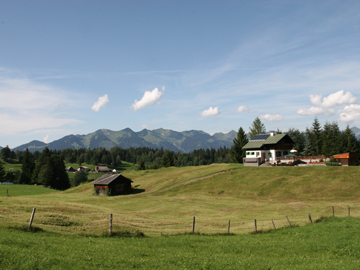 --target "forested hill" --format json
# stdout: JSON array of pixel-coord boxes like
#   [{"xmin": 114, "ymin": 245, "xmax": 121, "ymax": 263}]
[{"xmin": 13, "ymin": 128, "xmax": 237, "ymax": 153}]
